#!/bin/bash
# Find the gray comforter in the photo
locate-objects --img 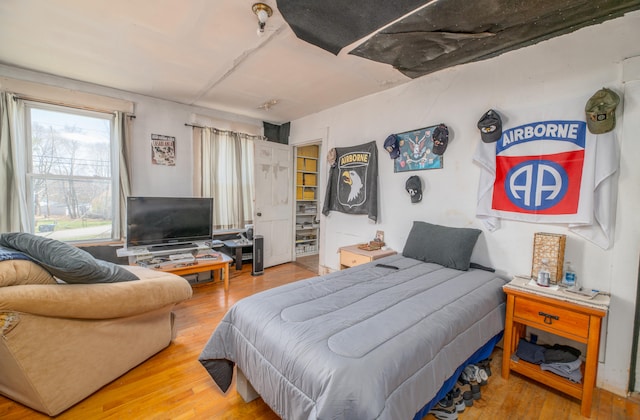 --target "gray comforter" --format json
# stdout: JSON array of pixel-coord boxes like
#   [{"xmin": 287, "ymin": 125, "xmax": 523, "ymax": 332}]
[{"xmin": 199, "ymin": 255, "xmax": 507, "ymax": 419}]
